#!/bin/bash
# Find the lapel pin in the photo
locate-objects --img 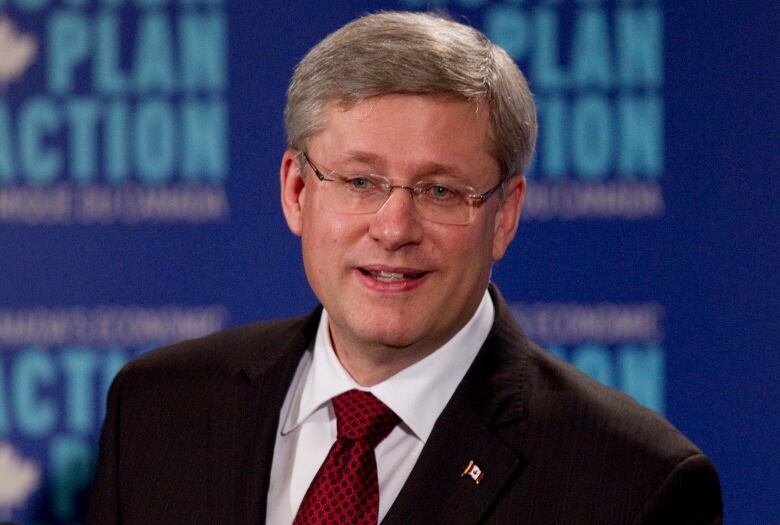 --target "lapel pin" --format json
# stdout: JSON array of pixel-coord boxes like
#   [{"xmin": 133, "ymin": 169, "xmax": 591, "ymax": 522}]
[{"xmin": 462, "ymin": 460, "xmax": 485, "ymax": 484}]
